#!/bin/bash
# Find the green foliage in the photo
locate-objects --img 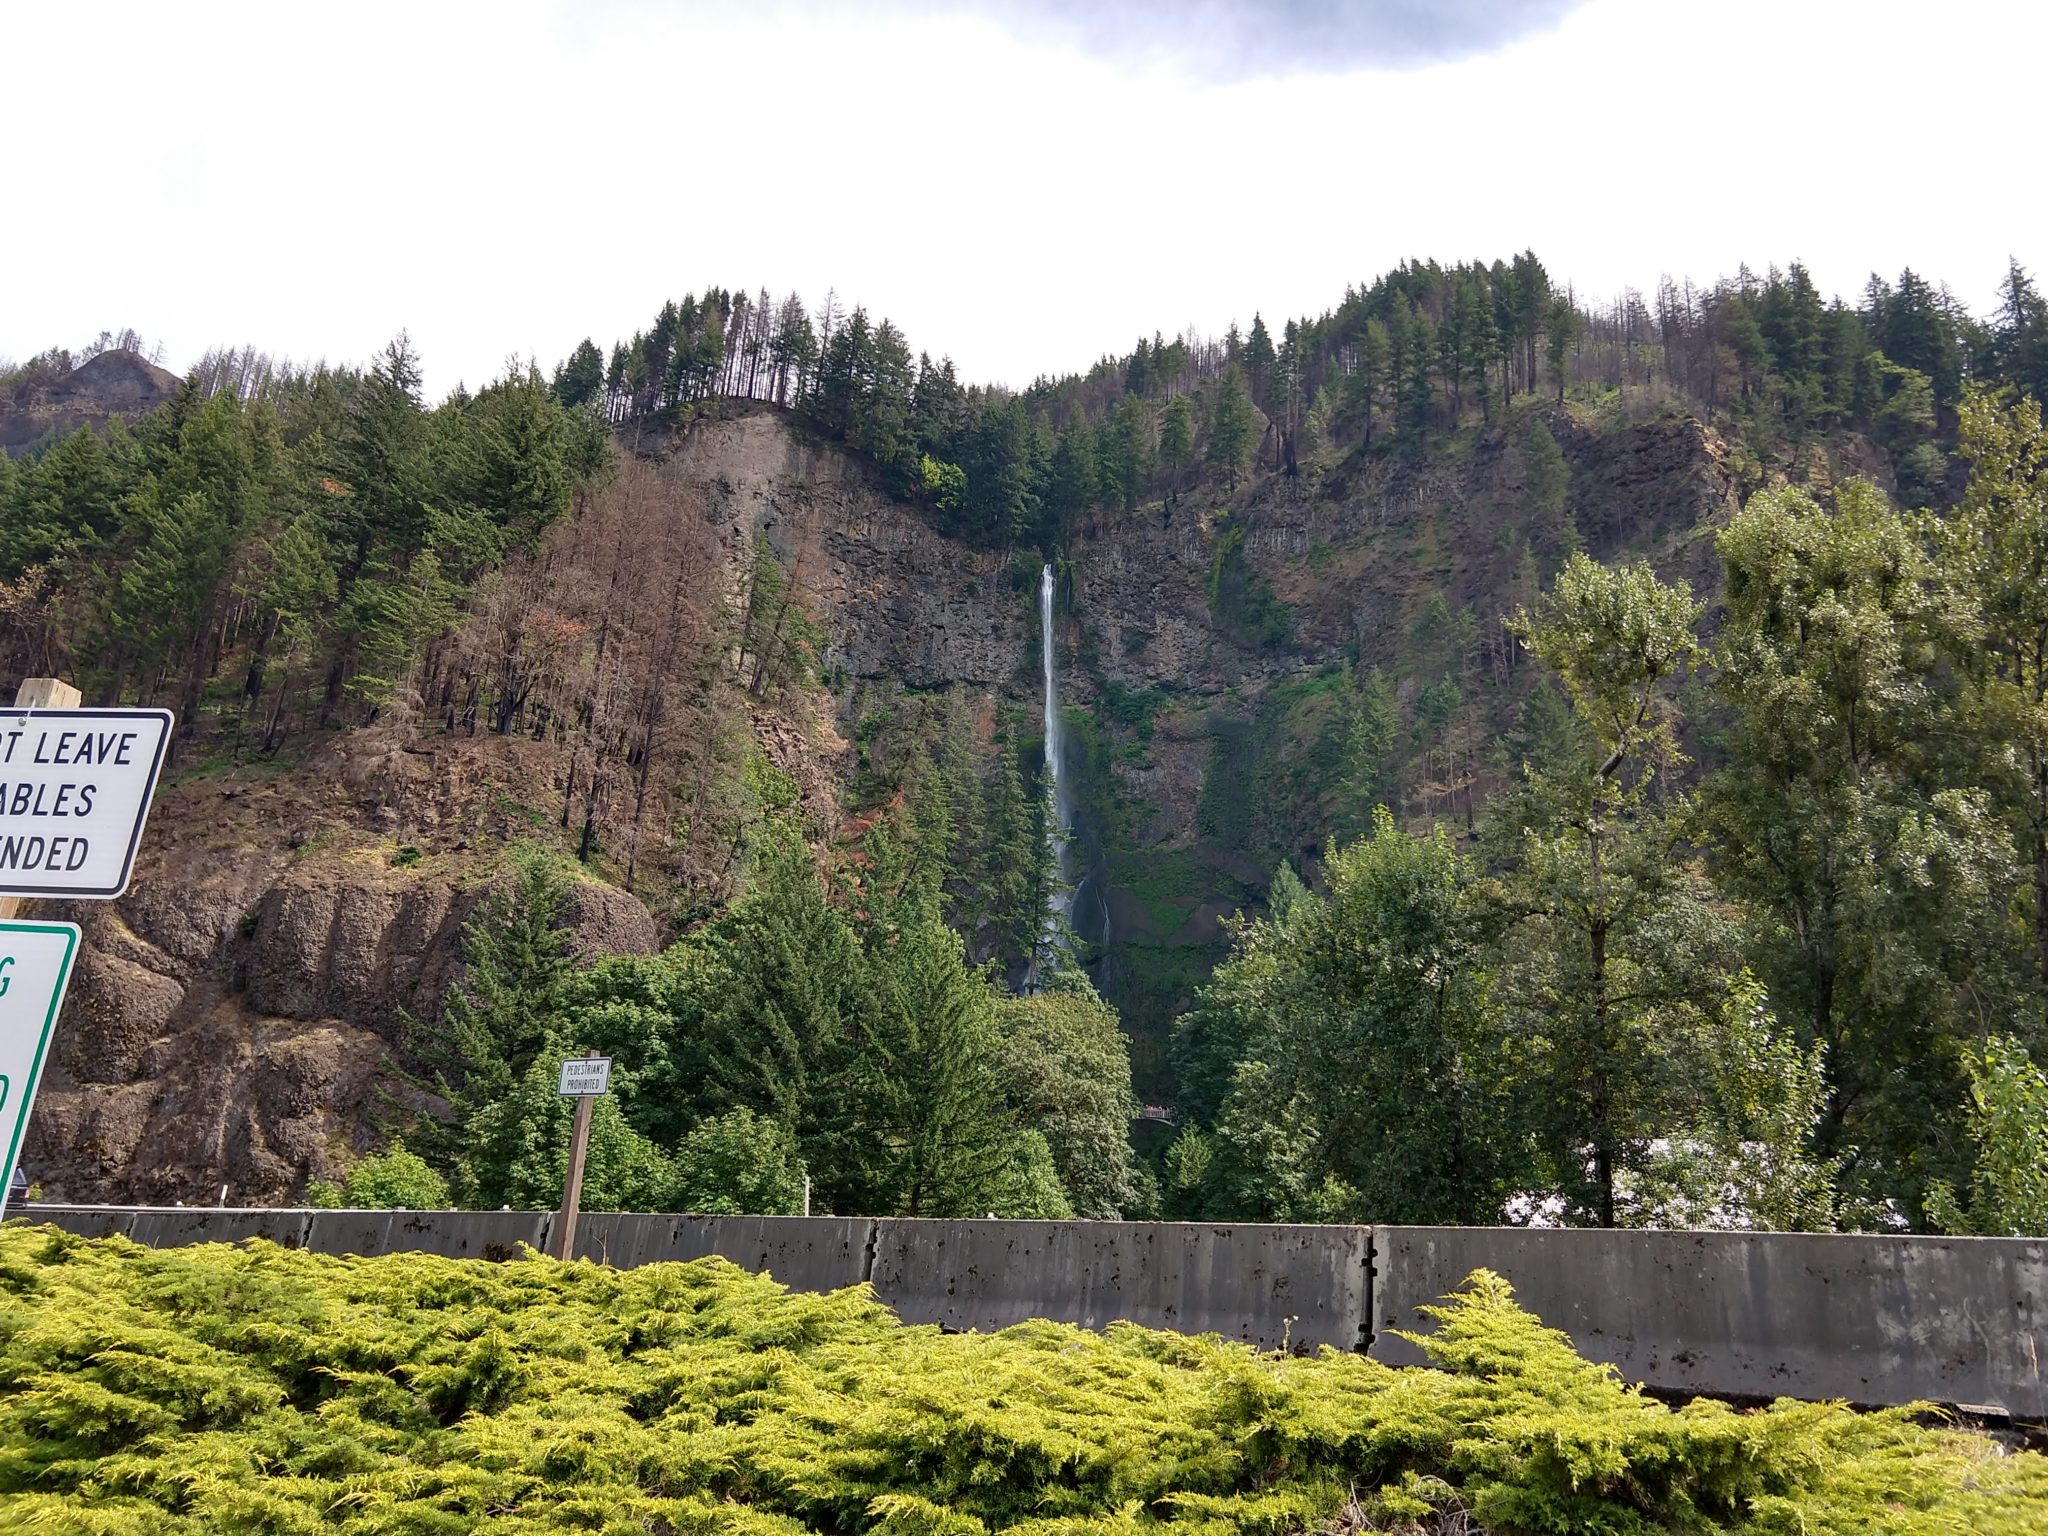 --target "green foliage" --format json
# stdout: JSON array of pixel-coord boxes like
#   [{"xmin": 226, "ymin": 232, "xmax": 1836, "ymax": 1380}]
[
  {"xmin": 432, "ymin": 799, "xmax": 1137, "ymax": 1223},
  {"xmin": 1205, "ymin": 363, "xmax": 1257, "ymax": 485},
  {"xmin": 305, "ymin": 1141, "xmax": 451, "ymax": 1210},
  {"xmin": 1333, "ymin": 664, "xmax": 1397, "ymax": 839},
  {"xmin": 997, "ymin": 980, "xmax": 1143, "ymax": 1218},
  {"xmin": 1204, "ymin": 522, "xmax": 1290, "ymax": 651},
  {"xmin": 1174, "ymin": 810, "xmax": 1517, "ymax": 1224},
  {"xmin": 0, "ymin": 341, "xmax": 601, "ymax": 736},
  {"xmin": 1928, "ymin": 1036, "xmax": 2048, "ymax": 1236},
  {"xmin": 410, "ymin": 847, "xmax": 581, "ymax": 1166},
  {"xmin": 1707, "ymin": 478, "xmax": 2027, "ymax": 1218},
  {"xmin": 3, "ymin": 1232, "xmax": 2042, "ymax": 1534},
  {"xmin": 1492, "ymin": 556, "xmax": 1734, "ymax": 1226},
  {"xmin": 919, "ymin": 453, "xmax": 966, "ymax": 513},
  {"xmin": 468, "ymin": 1057, "xmax": 680, "ymax": 1213},
  {"xmin": 672, "ymin": 1108, "xmax": 809, "ymax": 1216}
]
